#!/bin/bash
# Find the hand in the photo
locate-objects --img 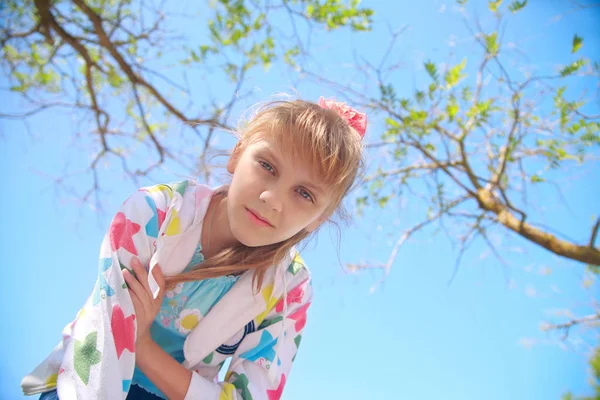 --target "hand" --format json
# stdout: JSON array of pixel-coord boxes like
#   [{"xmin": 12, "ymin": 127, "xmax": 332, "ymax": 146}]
[{"xmin": 123, "ymin": 258, "xmax": 165, "ymax": 344}]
